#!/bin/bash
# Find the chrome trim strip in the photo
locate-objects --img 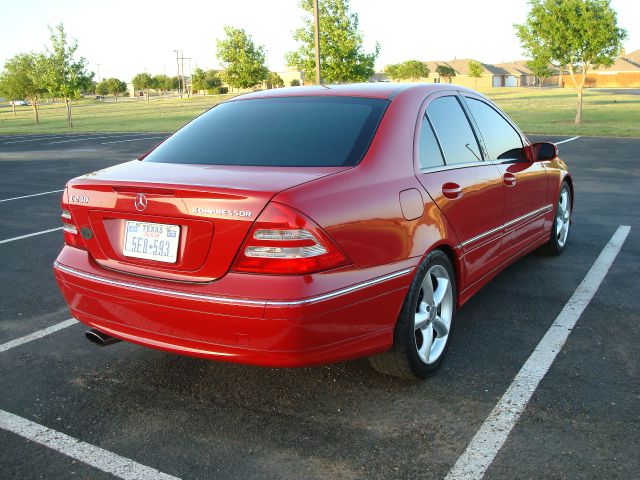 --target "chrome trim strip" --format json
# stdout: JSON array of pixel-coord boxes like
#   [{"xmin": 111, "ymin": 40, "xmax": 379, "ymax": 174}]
[
  {"xmin": 53, "ymin": 262, "xmax": 413, "ymax": 307},
  {"xmin": 460, "ymin": 204, "xmax": 553, "ymax": 248}
]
